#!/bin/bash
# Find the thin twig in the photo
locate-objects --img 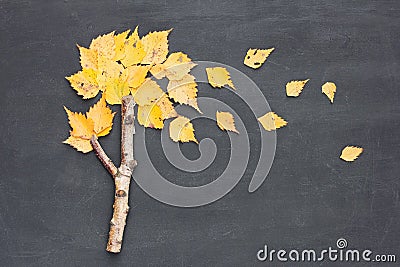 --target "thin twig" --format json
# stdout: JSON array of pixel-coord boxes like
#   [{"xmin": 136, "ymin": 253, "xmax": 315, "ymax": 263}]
[{"xmin": 90, "ymin": 135, "xmax": 118, "ymax": 177}]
